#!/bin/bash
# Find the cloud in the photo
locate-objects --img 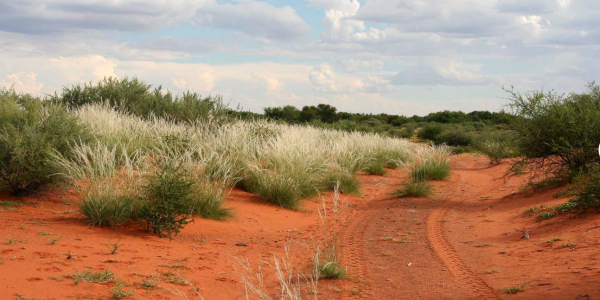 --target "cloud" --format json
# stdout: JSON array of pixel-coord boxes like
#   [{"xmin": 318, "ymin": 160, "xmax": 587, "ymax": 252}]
[
  {"xmin": 0, "ymin": 0, "xmax": 308, "ymax": 40},
  {"xmin": 0, "ymin": 72, "xmax": 44, "ymax": 95},
  {"xmin": 392, "ymin": 62, "xmax": 493, "ymax": 86}
]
